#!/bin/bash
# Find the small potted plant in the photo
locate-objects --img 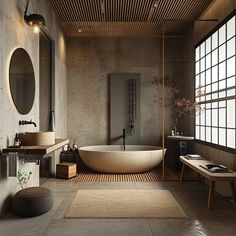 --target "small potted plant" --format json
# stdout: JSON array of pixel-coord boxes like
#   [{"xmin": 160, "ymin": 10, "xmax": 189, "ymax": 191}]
[{"xmin": 16, "ymin": 169, "xmax": 32, "ymax": 189}]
